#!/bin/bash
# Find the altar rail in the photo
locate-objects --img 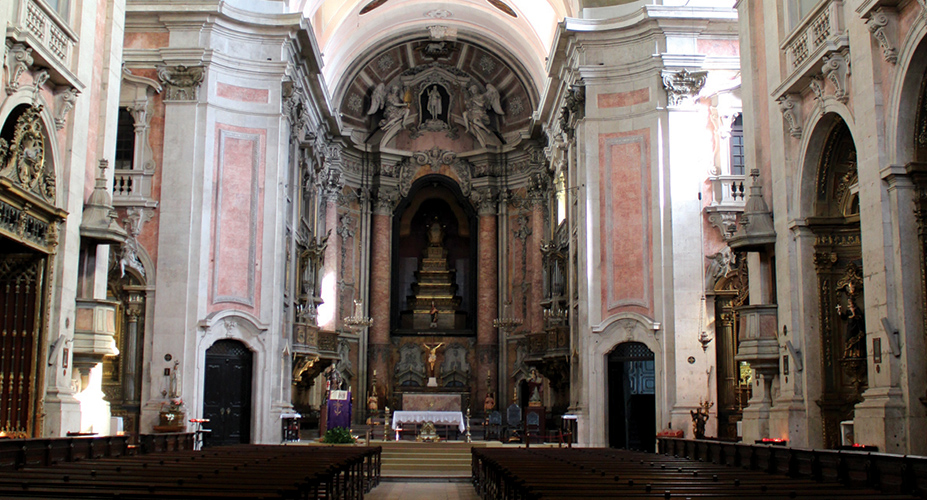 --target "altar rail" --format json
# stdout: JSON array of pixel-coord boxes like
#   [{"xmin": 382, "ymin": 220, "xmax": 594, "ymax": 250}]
[{"xmin": 659, "ymin": 437, "xmax": 927, "ymax": 497}]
